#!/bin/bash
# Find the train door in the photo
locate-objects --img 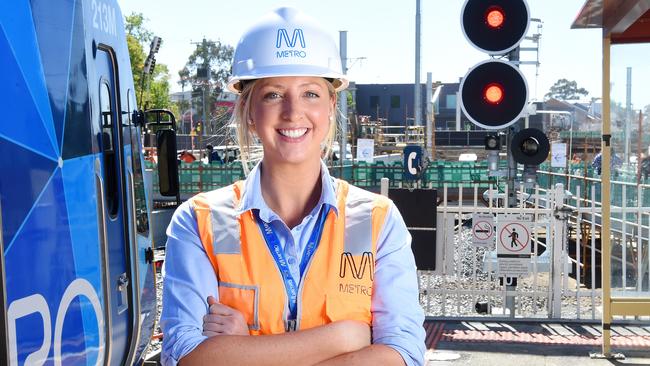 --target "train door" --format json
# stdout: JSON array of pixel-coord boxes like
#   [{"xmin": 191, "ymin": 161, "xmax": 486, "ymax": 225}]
[{"xmin": 95, "ymin": 46, "xmax": 132, "ymax": 365}]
